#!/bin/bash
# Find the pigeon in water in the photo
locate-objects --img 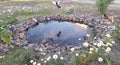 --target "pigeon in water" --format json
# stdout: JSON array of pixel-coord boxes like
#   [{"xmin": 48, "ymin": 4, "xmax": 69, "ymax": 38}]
[
  {"xmin": 52, "ymin": 1, "xmax": 61, "ymax": 8},
  {"xmin": 57, "ymin": 31, "xmax": 61, "ymax": 37}
]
